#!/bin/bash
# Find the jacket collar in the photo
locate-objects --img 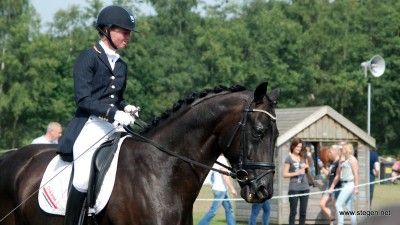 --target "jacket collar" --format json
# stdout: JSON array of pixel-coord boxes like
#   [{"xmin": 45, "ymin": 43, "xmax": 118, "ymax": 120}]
[
  {"xmin": 94, "ymin": 42, "xmax": 123, "ymax": 73},
  {"xmin": 99, "ymin": 40, "xmax": 120, "ymax": 62}
]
